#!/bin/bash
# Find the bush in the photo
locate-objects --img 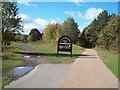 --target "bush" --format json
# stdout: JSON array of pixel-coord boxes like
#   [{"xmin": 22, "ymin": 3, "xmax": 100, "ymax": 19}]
[
  {"xmin": 27, "ymin": 36, "xmax": 33, "ymax": 42},
  {"xmin": 2, "ymin": 46, "xmax": 15, "ymax": 60}
]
